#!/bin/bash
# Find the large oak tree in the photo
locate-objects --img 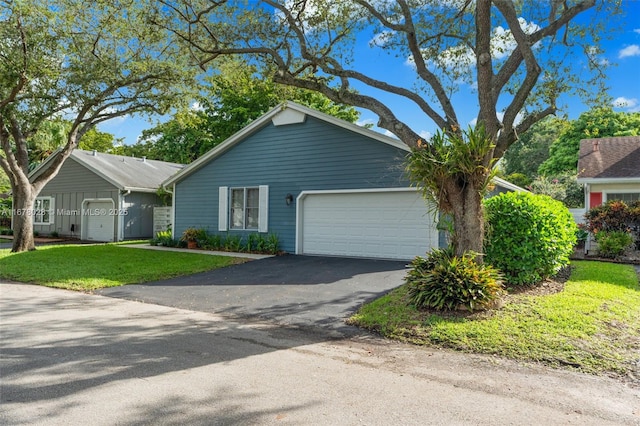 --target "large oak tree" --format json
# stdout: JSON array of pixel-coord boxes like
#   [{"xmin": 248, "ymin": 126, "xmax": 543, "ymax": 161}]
[
  {"xmin": 0, "ymin": 0, "xmax": 195, "ymax": 252},
  {"xmin": 158, "ymin": 0, "xmax": 615, "ymax": 257}
]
